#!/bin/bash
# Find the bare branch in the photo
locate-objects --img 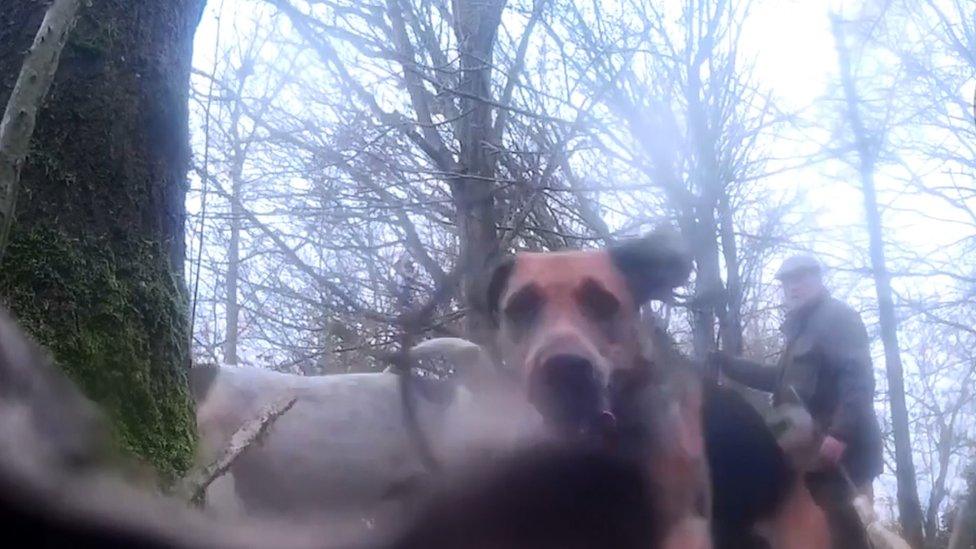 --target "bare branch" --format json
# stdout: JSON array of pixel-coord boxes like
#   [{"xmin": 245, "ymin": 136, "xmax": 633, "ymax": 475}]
[{"xmin": 0, "ymin": 0, "xmax": 83, "ymax": 261}]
